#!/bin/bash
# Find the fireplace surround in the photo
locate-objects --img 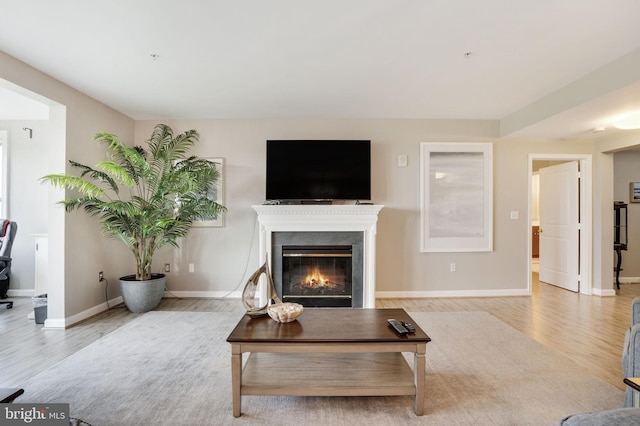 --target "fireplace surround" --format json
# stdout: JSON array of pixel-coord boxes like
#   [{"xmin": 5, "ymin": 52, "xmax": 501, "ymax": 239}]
[{"xmin": 253, "ymin": 204, "xmax": 383, "ymax": 308}]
